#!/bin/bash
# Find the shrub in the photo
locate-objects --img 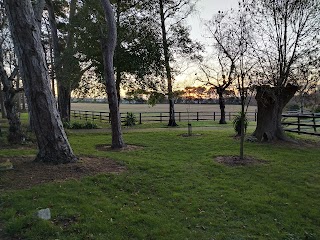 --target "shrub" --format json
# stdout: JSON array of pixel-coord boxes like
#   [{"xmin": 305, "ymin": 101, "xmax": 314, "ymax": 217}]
[
  {"xmin": 313, "ymin": 105, "xmax": 320, "ymax": 113},
  {"xmin": 232, "ymin": 112, "xmax": 248, "ymax": 135},
  {"xmin": 83, "ymin": 122, "xmax": 98, "ymax": 129},
  {"xmin": 286, "ymin": 103, "xmax": 300, "ymax": 112},
  {"xmin": 124, "ymin": 112, "xmax": 136, "ymax": 126}
]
